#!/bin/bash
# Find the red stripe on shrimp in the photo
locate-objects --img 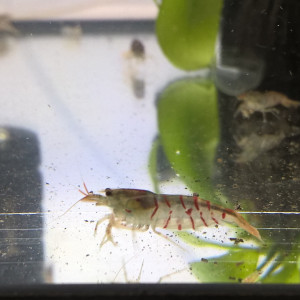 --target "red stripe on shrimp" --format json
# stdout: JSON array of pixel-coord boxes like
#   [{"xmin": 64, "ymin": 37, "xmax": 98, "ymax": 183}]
[
  {"xmin": 150, "ymin": 197, "xmax": 159, "ymax": 220},
  {"xmin": 186, "ymin": 208, "xmax": 193, "ymax": 215},
  {"xmin": 206, "ymin": 201, "xmax": 211, "ymax": 211},
  {"xmin": 179, "ymin": 195, "xmax": 186, "ymax": 209},
  {"xmin": 200, "ymin": 212, "xmax": 208, "ymax": 227},
  {"xmin": 189, "ymin": 216, "xmax": 195, "ymax": 230},
  {"xmin": 222, "ymin": 212, "xmax": 226, "ymax": 219},
  {"xmin": 185, "ymin": 208, "xmax": 195, "ymax": 230},
  {"xmin": 193, "ymin": 195, "xmax": 199, "ymax": 211},
  {"xmin": 163, "ymin": 210, "xmax": 172, "ymax": 228},
  {"xmin": 164, "ymin": 196, "xmax": 171, "ymax": 208},
  {"xmin": 211, "ymin": 216, "xmax": 219, "ymax": 225}
]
